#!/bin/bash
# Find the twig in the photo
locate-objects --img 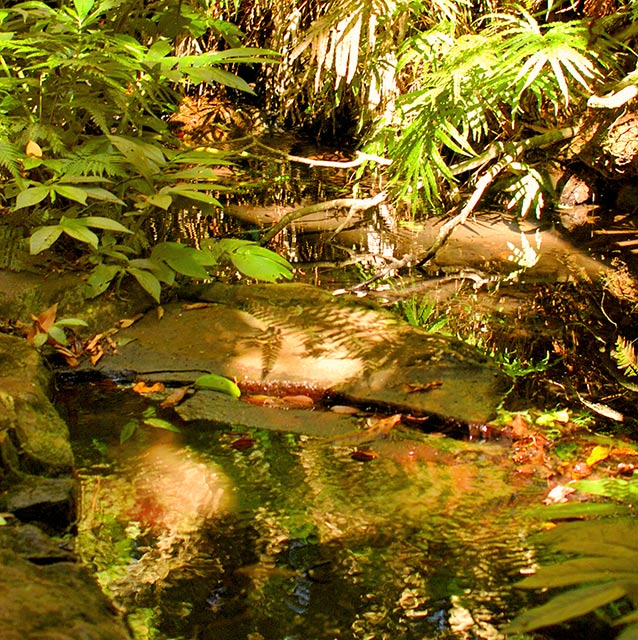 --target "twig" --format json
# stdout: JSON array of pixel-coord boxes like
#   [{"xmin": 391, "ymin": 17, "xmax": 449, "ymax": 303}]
[
  {"xmin": 250, "ymin": 138, "xmax": 392, "ymax": 168},
  {"xmin": 260, "ymin": 192, "xmax": 387, "ymax": 245}
]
